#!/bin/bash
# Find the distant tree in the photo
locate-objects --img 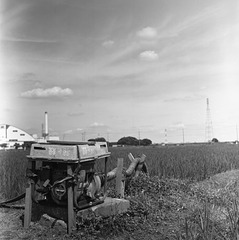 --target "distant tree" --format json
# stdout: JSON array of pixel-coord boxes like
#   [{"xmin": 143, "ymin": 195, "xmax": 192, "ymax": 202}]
[
  {"xmin": 14, "ymin": 143, "xmax": 20, "ymax": 149},
  {"xmin": 117, "ymin": 136, "xmax": 136, "ymax": 146},
  {"xmin": 140, "ymin": 138, "xmax": 152, "ymax": 146},
  {"xmin": 0, "ymin": 143, "xmax": 7, "ymax": 148},
  {"xmin": 22, "ymin": 141, "xmax": 35, "ymax": 150},
  {"xmin": 95, "ymin": 137, "xmax": 106, "ymax": 142},
  {"xmin": 117, "ymin": 136, "xmax": 152, "ymax": 146},
  {"xmin": 212, "ymin": 138, "xmax": 219, "ymax": 143},
  {"xmin": 88, "ymin": 137, "xmax": 106, "ymax": 142}
]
